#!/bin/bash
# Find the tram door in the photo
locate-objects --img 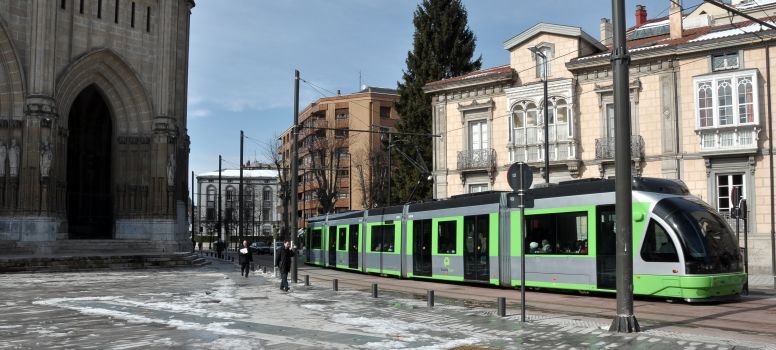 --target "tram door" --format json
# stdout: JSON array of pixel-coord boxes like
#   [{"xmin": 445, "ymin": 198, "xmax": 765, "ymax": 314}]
[
  {"xmin": 413, "ymin": 219, "xmax": 432, "ymax": 276},
  {"xmin": 328, "ymin": 226, "xmax": 337, "ymax": 267},
  {"xmin": 348, "ymin": 224, "xmax": 359, "ymax": 269},
  {"xmin": 464, "ymin": 215, "xmax": 490, "ymax": 282},
  {"xmin": 596, "ymin": 206, "xmax": 617, "ymax": 290}
]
